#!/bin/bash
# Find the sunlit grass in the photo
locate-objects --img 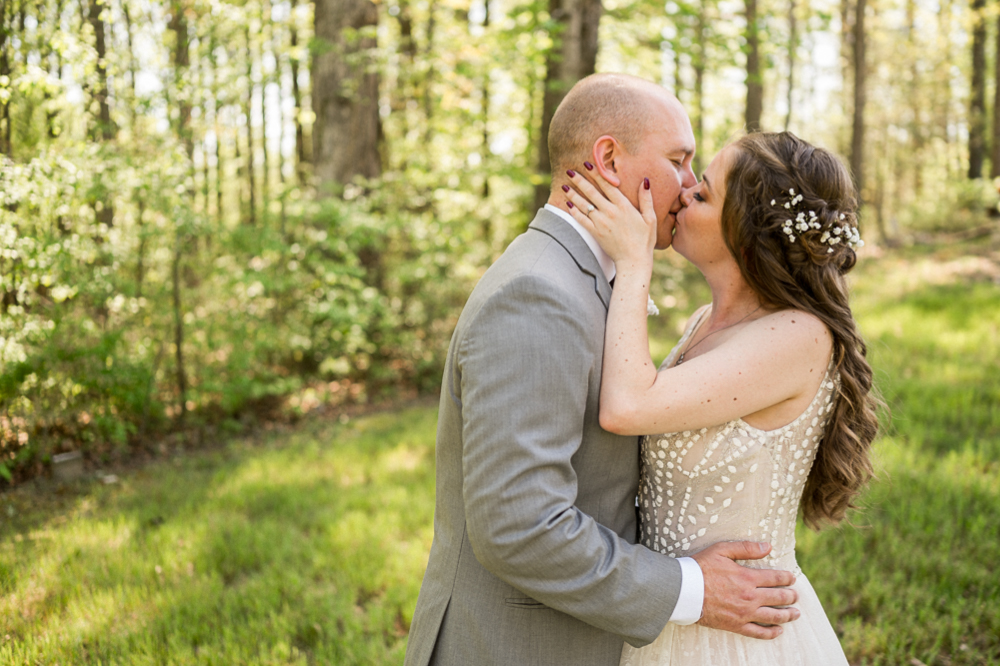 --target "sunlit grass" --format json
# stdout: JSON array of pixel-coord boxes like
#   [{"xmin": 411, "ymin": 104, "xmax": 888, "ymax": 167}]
[
  {"xmin": 0, "ymin": 407, "xmax": 438, "ymax": 664},
  {"xmin": 1, "ymin": 244, "xmax": 999, "ymax": 664}
]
